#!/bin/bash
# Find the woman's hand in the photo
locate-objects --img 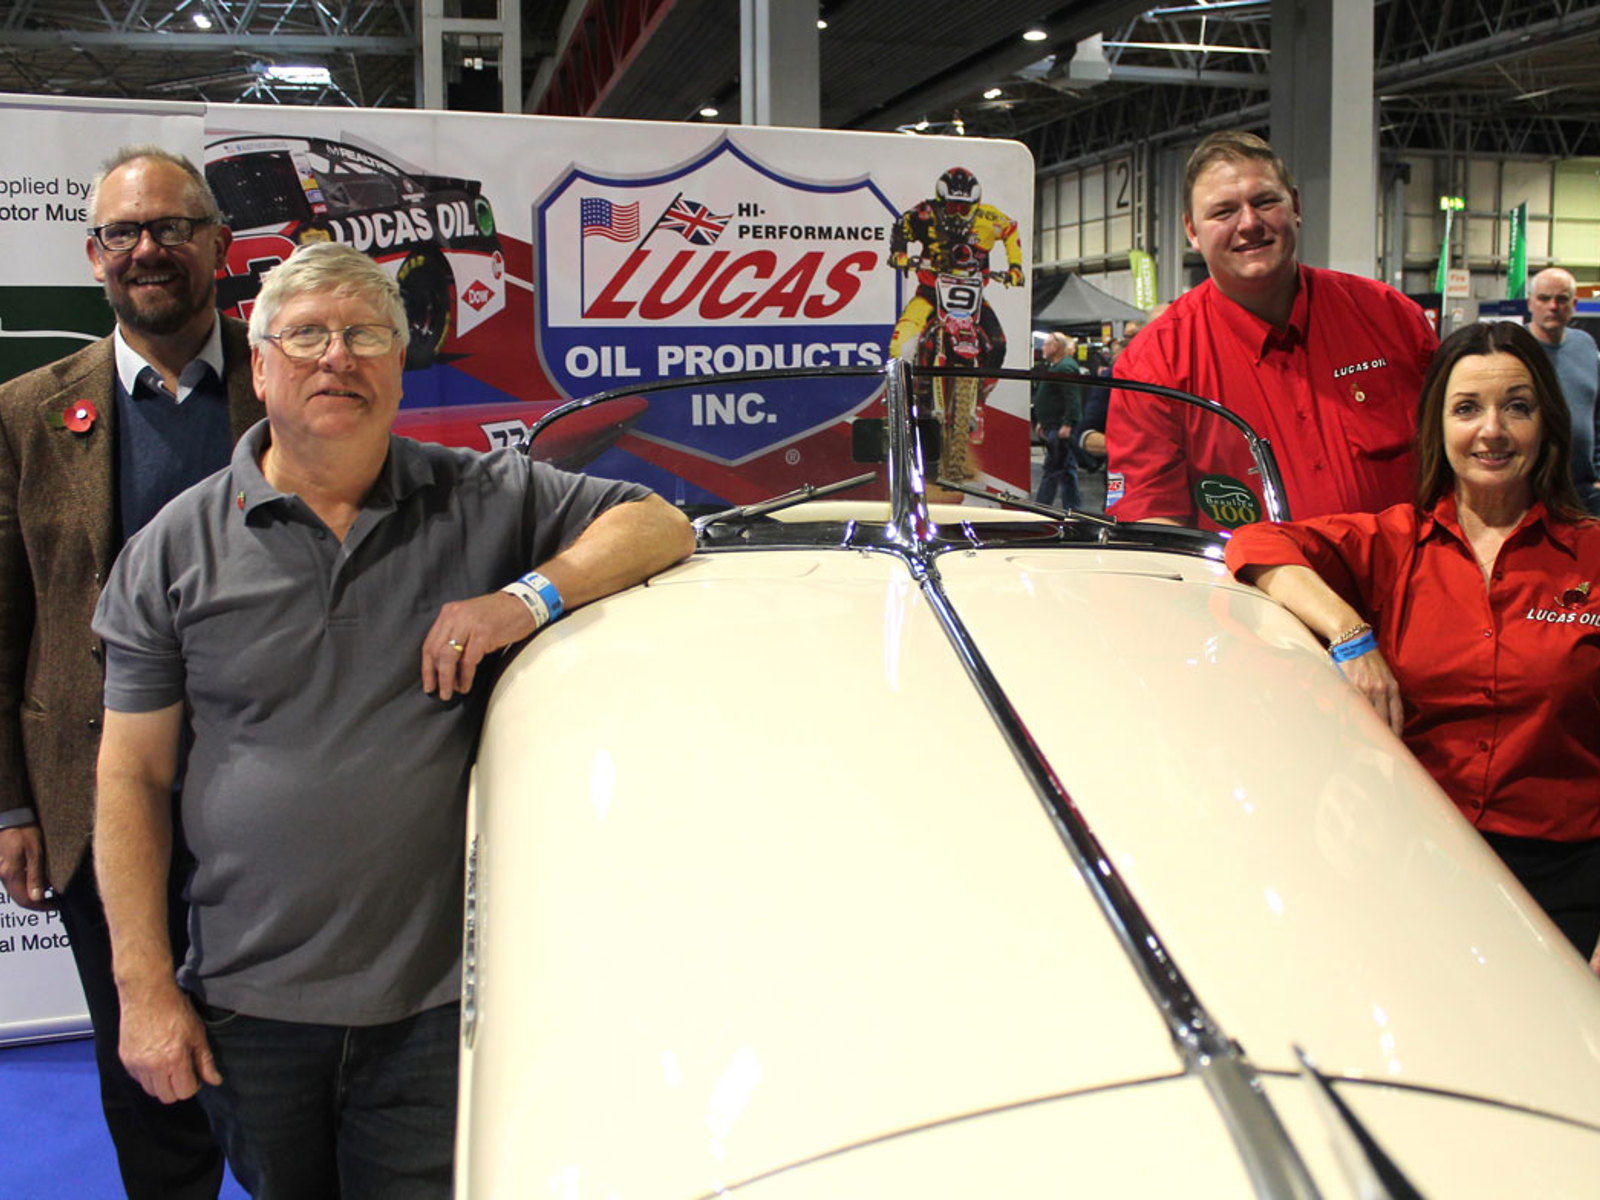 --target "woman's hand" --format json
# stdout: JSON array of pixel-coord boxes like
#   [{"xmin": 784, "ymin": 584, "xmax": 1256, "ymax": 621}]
[
  {"xmin": 1237, "ymin": 565, "xmax": 1405, "ymax": 735},
  {"xmin": 1338, "ymin": 645, "xmax": 1404, "ymax": 735}
]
